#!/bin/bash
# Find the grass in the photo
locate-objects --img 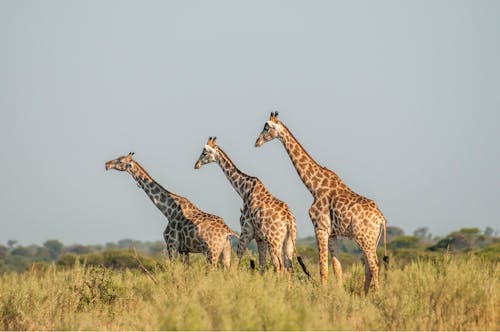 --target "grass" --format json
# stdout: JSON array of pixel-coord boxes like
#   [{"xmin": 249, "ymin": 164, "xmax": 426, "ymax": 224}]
[{"xmin": 0, "ymin": 254, "xmax": 498, "ymax": 330}]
